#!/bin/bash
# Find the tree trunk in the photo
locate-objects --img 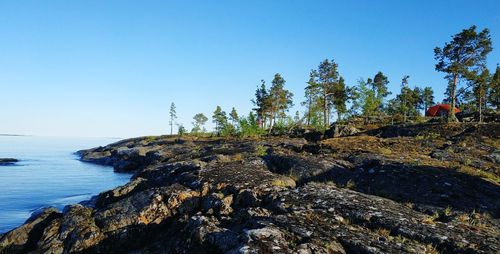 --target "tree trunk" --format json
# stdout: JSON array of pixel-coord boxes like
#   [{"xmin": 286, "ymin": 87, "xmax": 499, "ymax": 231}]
[
  {"xmin": 268, "ymin": 109, "xmax": 274, "ymax": 134},
  {"xmin": 479, "ymin": 96, "xmax": 483, "ymax": 123},
  {"xmin": 449, "ymin": 74, "xmax": 459, "ymax": 122},
  {"xmin": 307, "ymin": 98, "xmax": 311, "ymax": 126},
  {"xmin": 323, "ymin": 92, "xmax": 328, "ymax": 128},
  {"xmin": 326, "ymin": 107, "xmax": 330, "ymax": 127},
  {"xmin": 403, "ymin": 97, "xmax": 407, "ymax": 123}
]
